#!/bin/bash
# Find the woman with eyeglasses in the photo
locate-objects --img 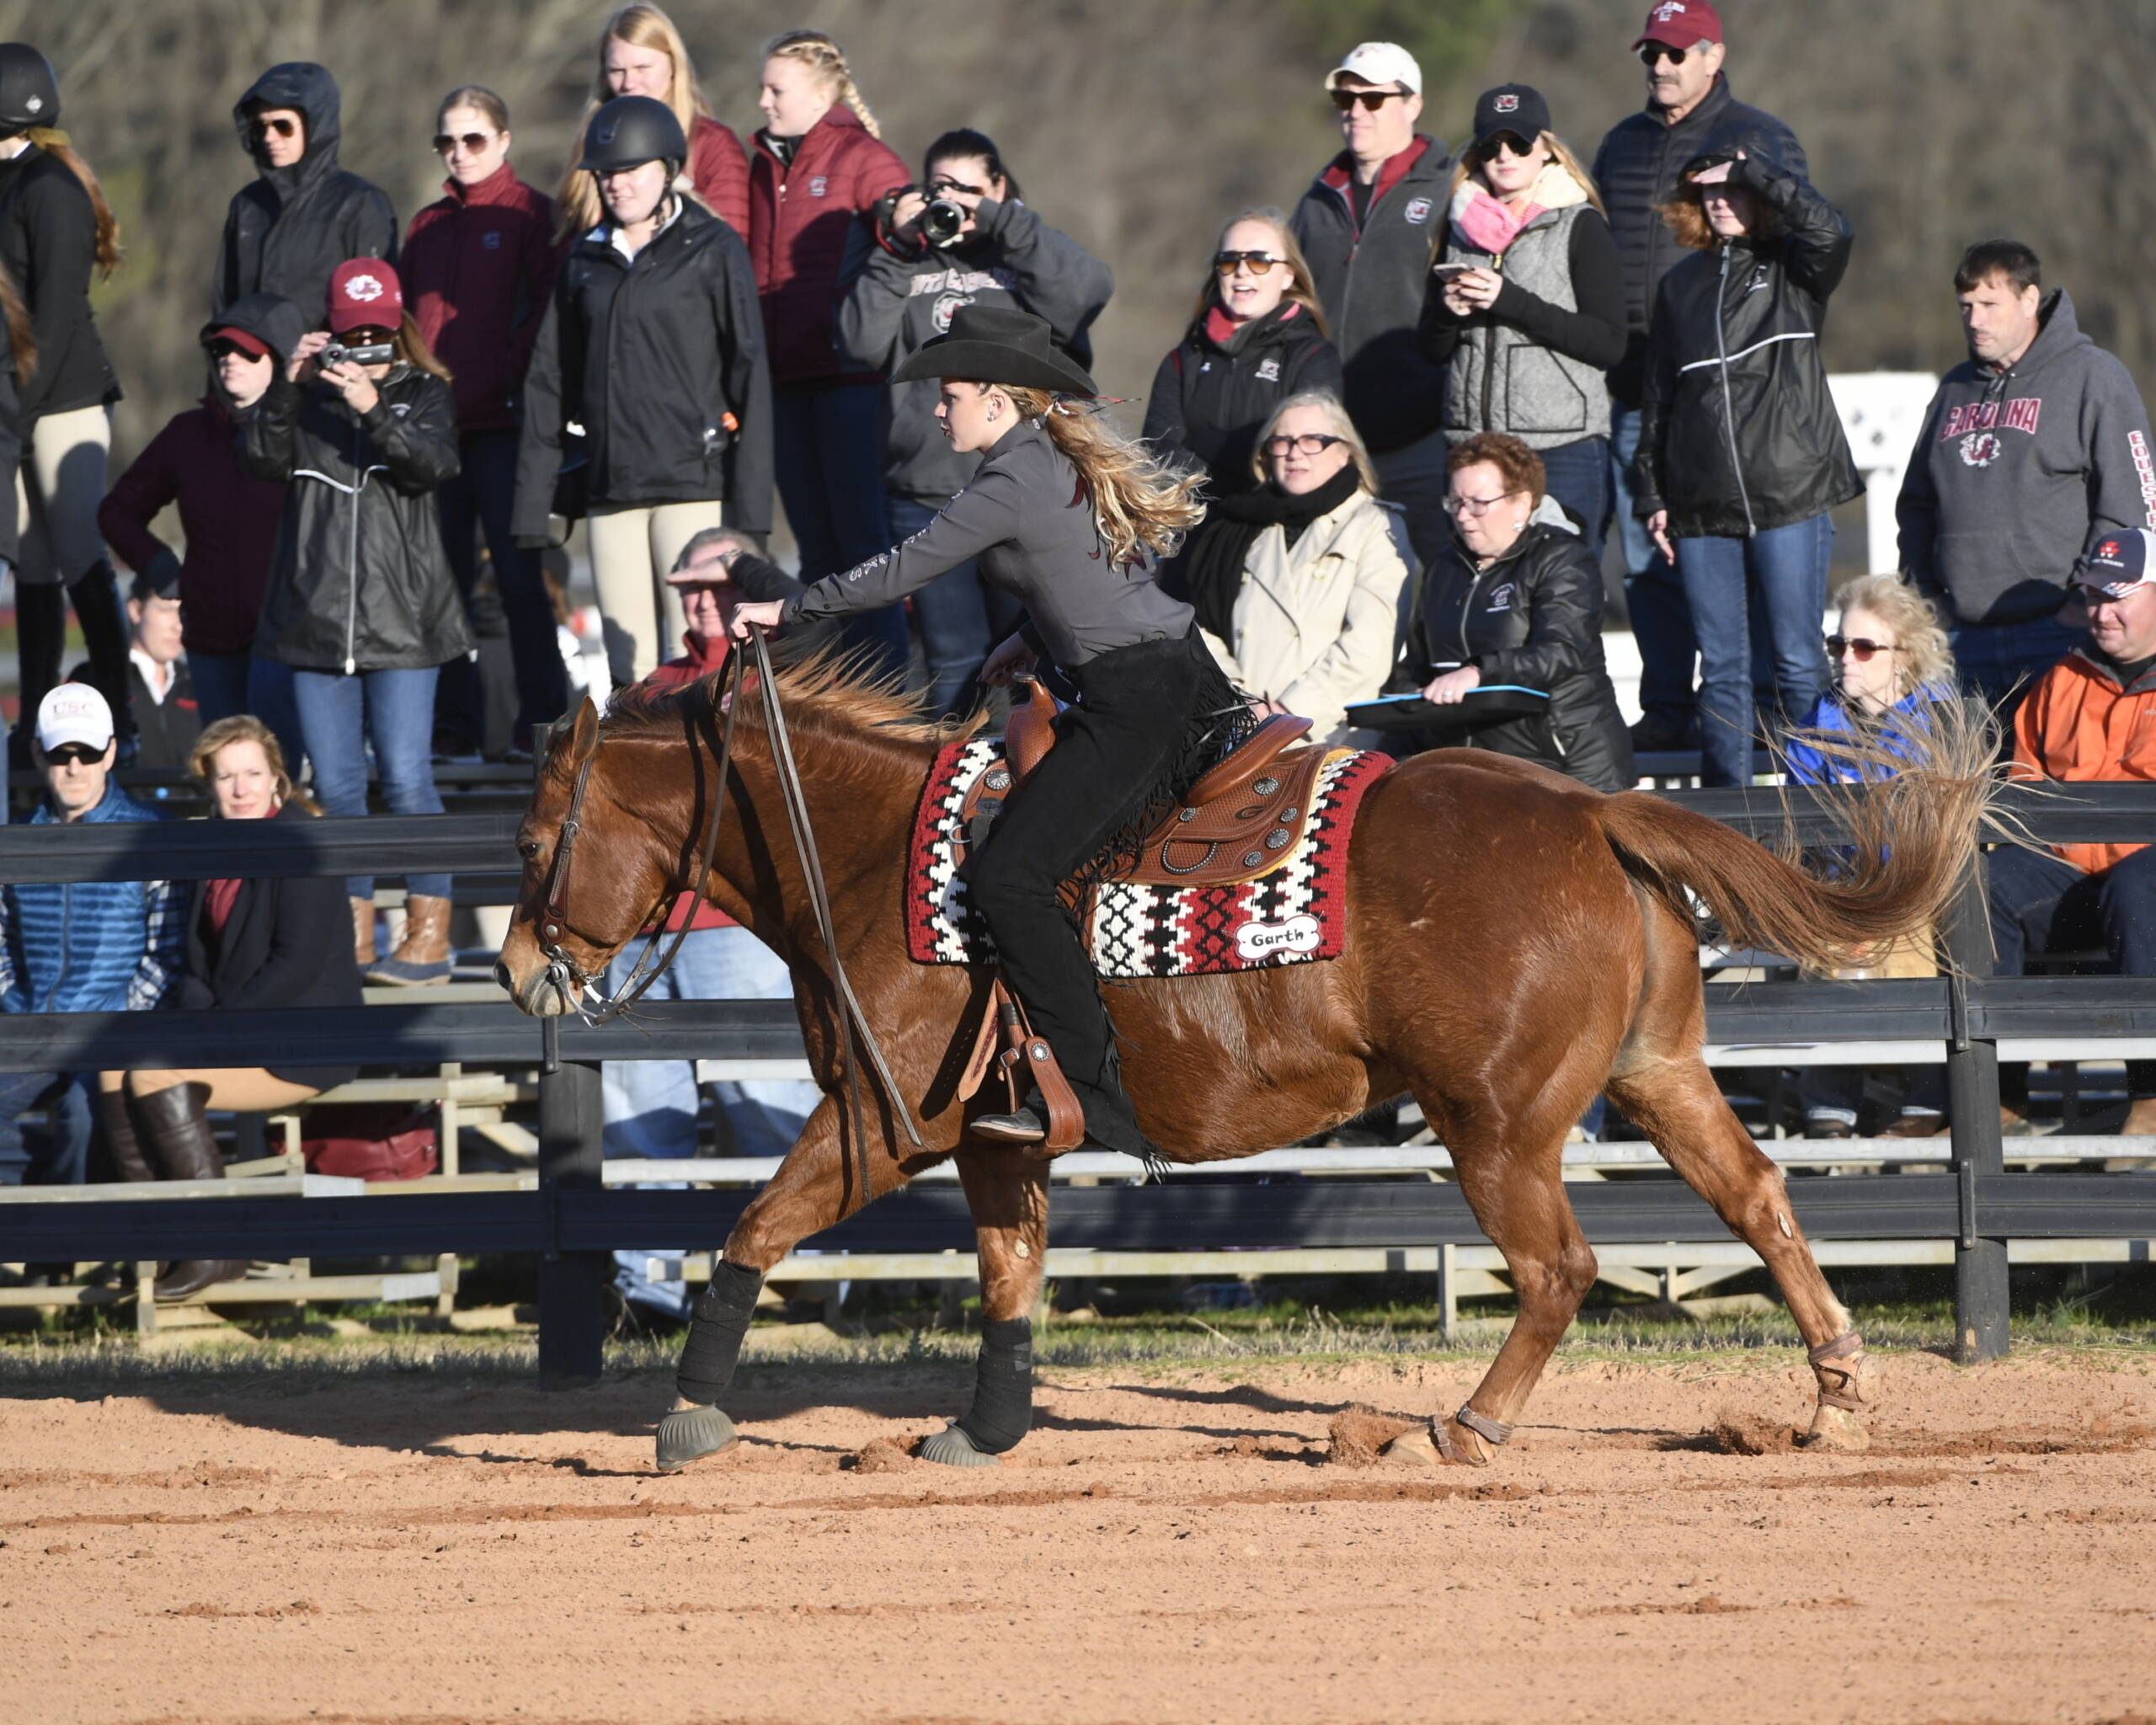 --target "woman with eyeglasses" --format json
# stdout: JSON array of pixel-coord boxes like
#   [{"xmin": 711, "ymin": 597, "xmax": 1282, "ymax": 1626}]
[
  {"xmin": 1633, "ymin": 142, "xmax": 1861, "ymax": 788},
  {"xmin": 840, "ymin": 128, "xmax": 1112, "ymax": 717},
  {"xmin": 1390, "ymin": 430, "xmax": 1632, "ymax": 790},
  {"xmin": 1143, "ymin": 209, "xmax": 1342, "ymax": 502},
  {"xmin": 1416, "ymin": 85, "xmax": 1623, "ymax": 549},
  {"xmin": 404, "ymin": 87, "xmax": 568, "ymax": 761},
  {"xmin": 1167, "ymin": 392, "xmax": 1409, "ymax": 745}
]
